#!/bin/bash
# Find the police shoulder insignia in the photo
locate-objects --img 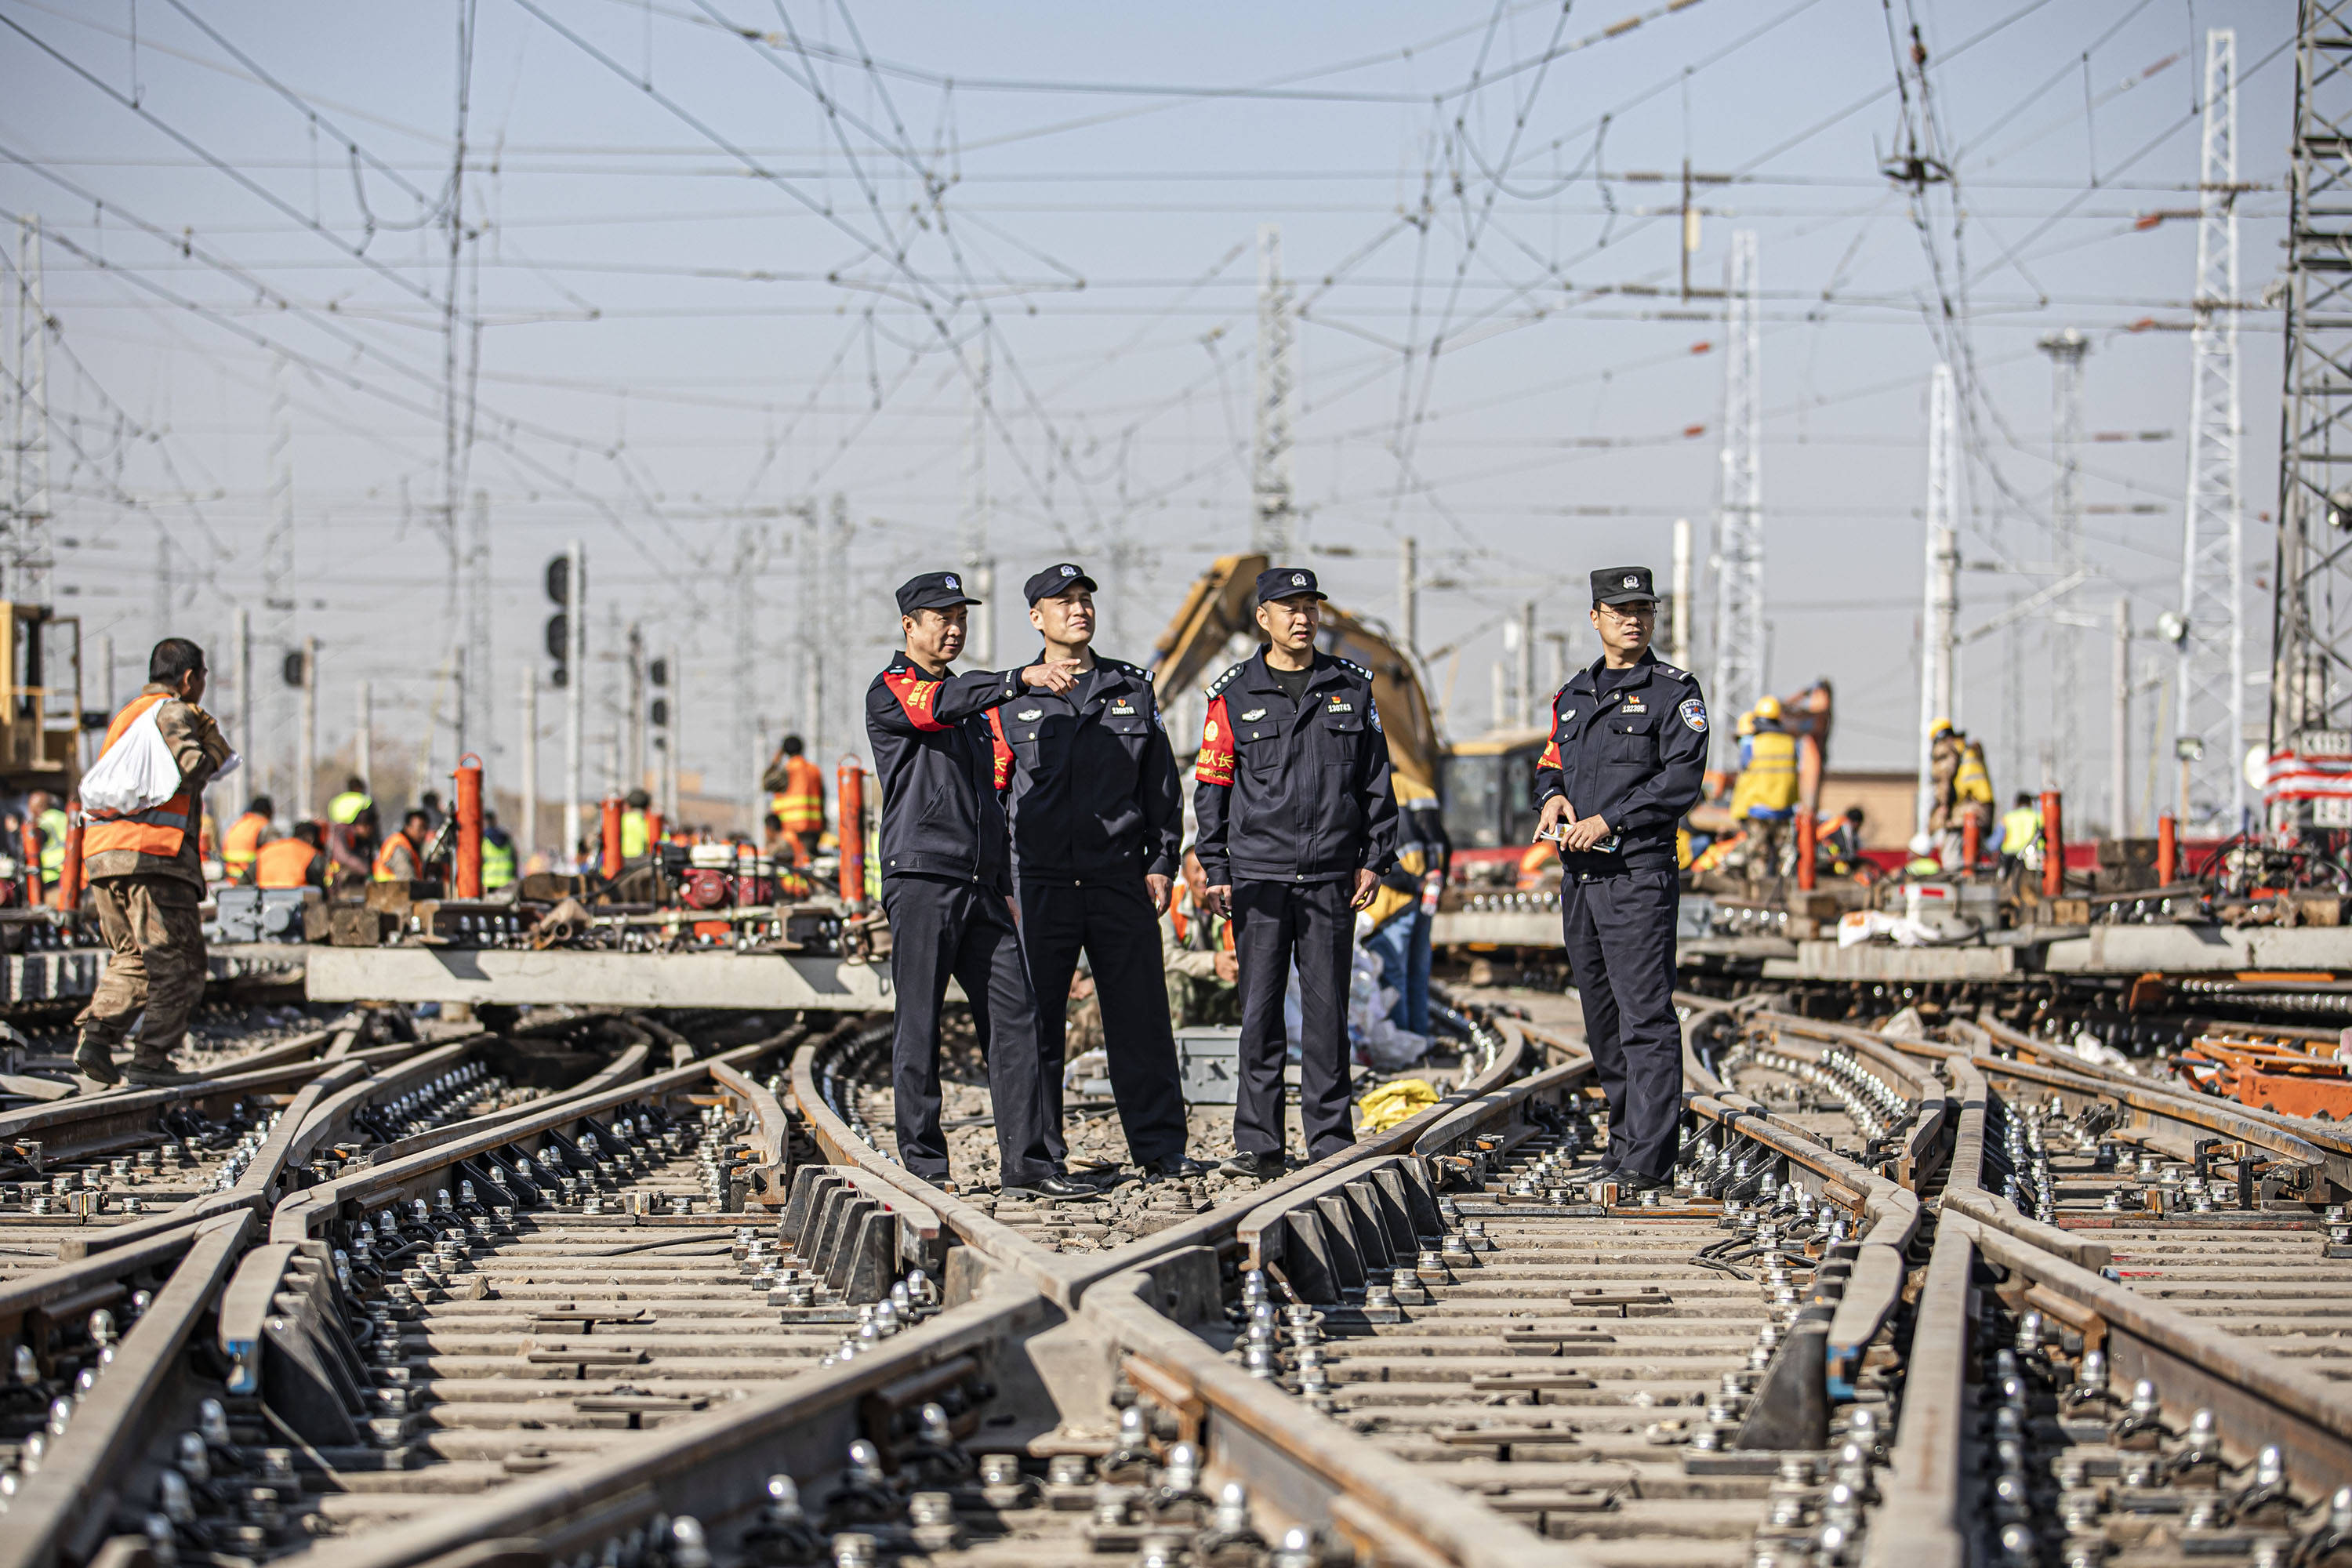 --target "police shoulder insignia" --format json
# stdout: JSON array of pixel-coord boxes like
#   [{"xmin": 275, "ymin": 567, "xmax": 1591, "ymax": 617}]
[
  {"xmin": 1656, "ymin": 662, "xmax": 1688, "ymax": 681},
  {"xmin": 1337, "ymin": 657, "xmax": 1371, "ymax": 680},
  {"xmin": 1206, "ymin": 662, "xmax": 1247, "ymax": 698},
  {"xmin": 1679, "ymin": 698, "xmax": 1708, "ymax": 734}
]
